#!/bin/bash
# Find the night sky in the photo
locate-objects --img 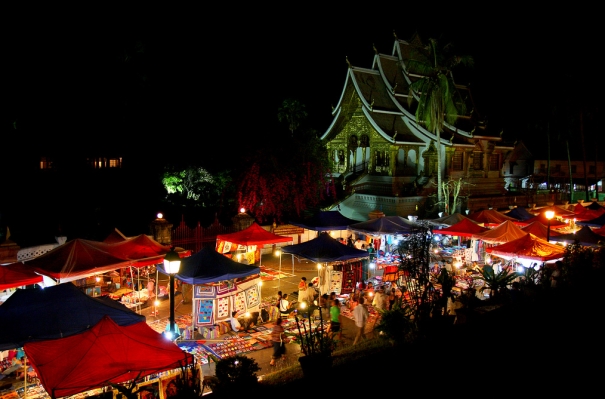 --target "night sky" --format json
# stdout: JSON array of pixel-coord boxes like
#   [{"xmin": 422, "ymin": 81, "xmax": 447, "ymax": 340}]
[
  {"xmin": 2, "ymin": 6, "xmax": 602, "ymax": 245},
  {"xmin": 4, "ymin": 8, "xmax": 602, "ymax": 163}
]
